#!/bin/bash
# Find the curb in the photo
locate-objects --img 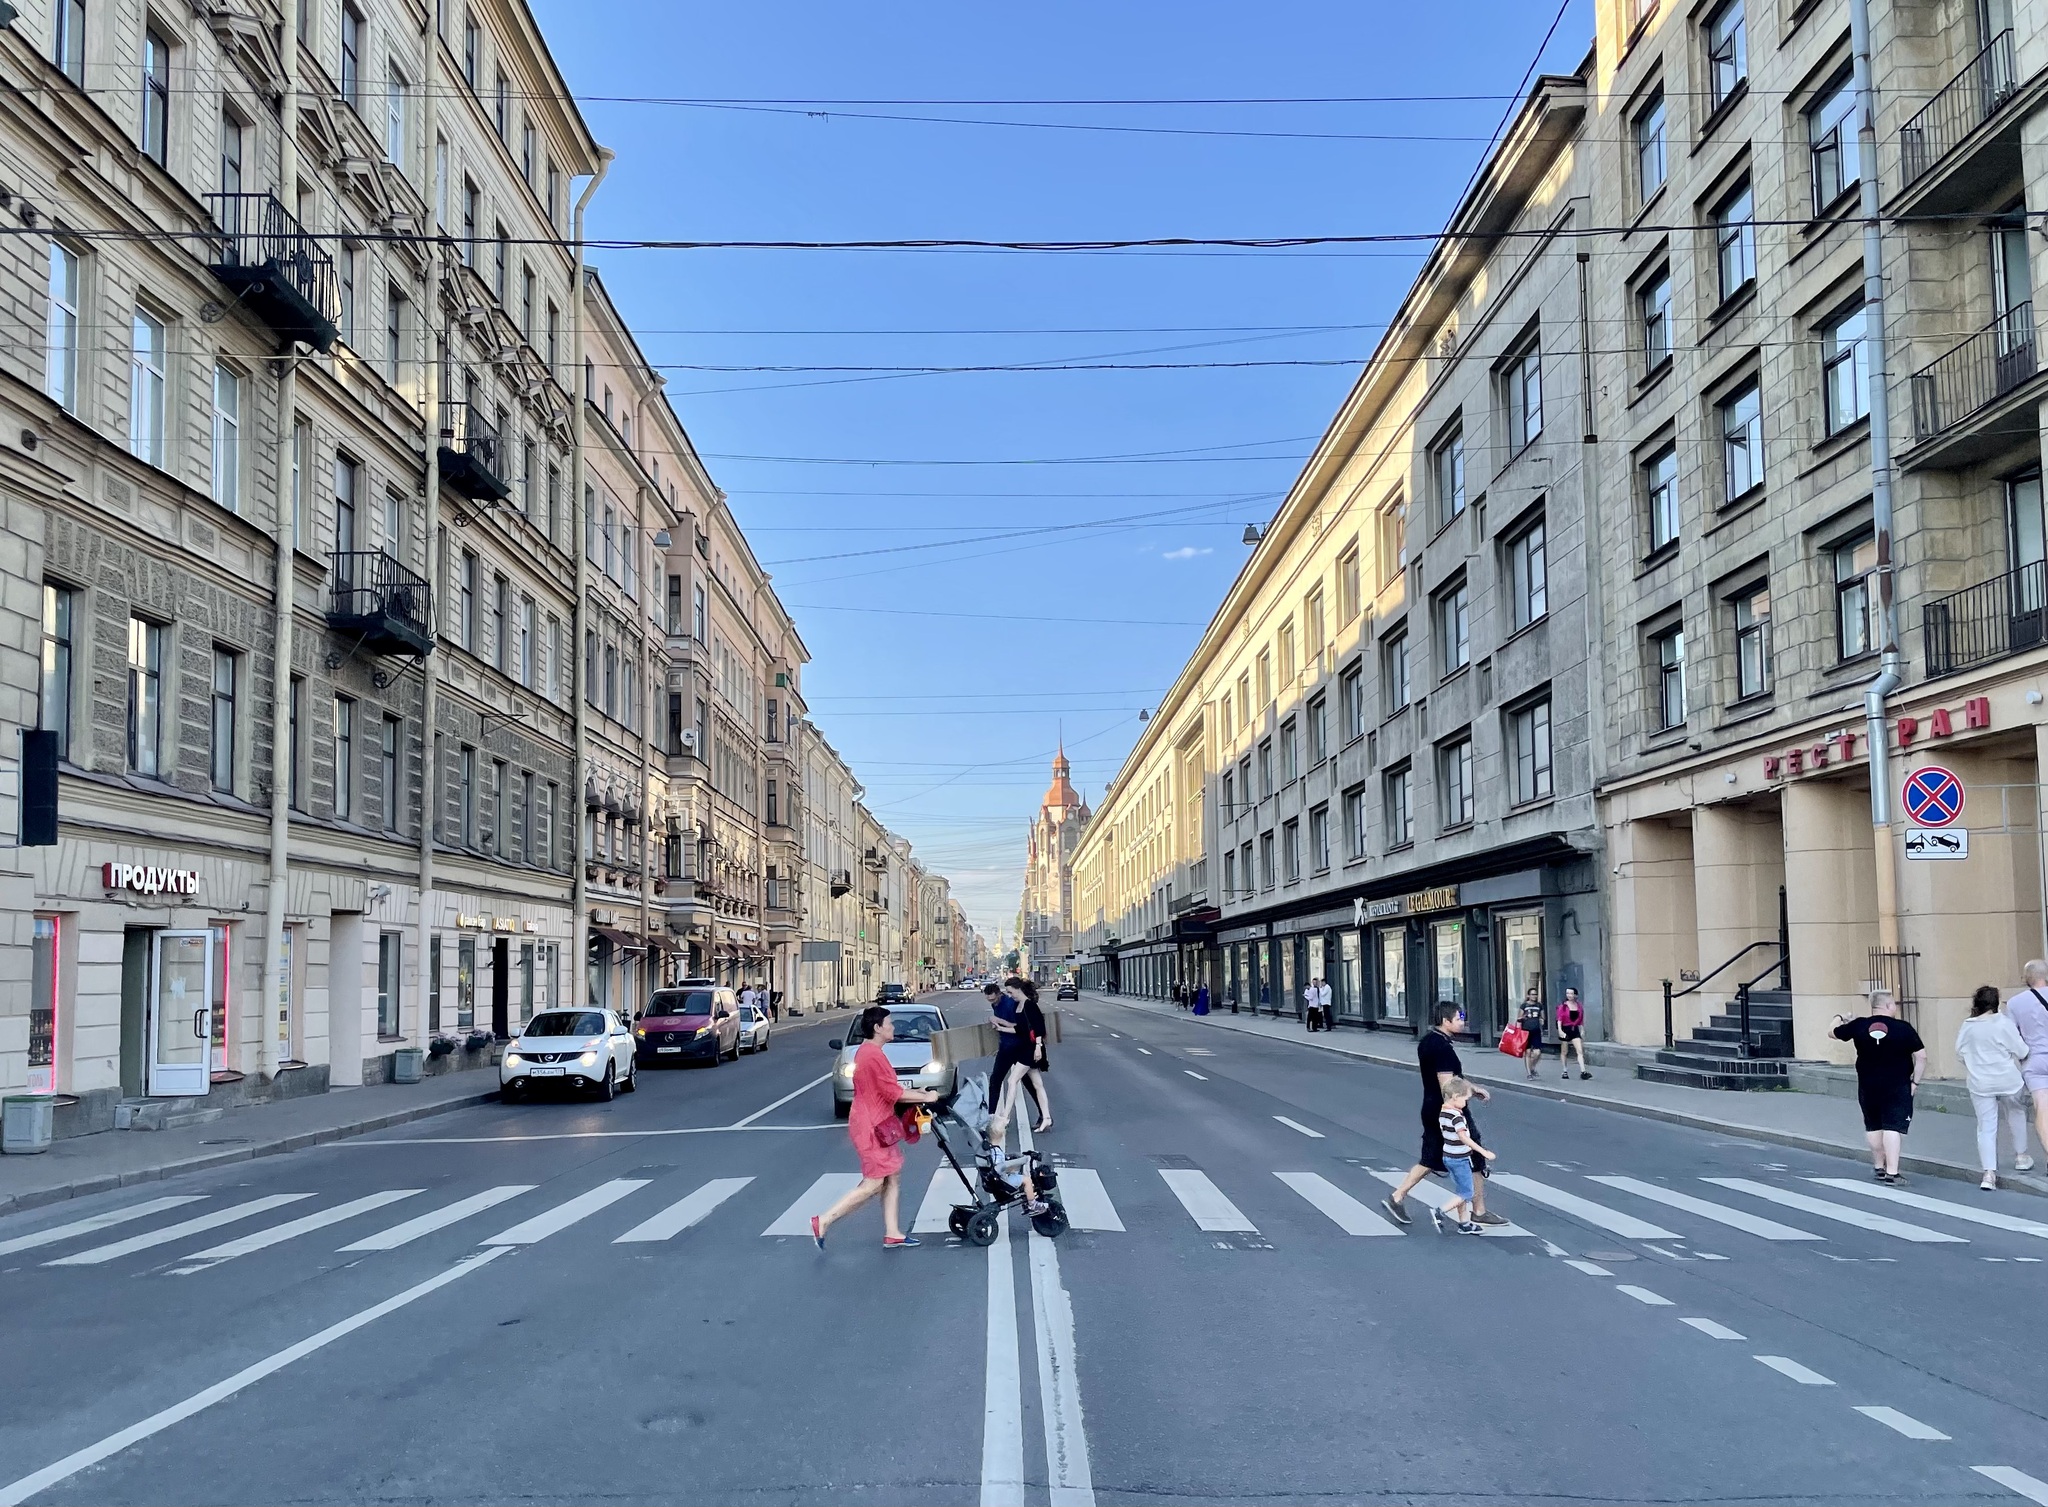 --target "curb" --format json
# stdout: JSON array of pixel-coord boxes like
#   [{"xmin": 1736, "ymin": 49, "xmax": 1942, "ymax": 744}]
[{"xmin": 1083, "ymin": 994, "xmax": 2048, "ymax": 1200}]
